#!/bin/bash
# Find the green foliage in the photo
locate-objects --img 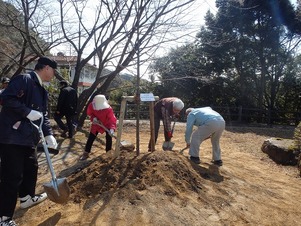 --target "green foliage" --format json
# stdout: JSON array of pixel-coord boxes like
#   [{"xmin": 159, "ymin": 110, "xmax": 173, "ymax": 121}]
[
  {"xmin": 151, "ymin": 0, "xmax": 301, "ymax": 125},
  {"xmin": 108, "ymin": 73, "xmax": 156, "ymax": 104}
]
